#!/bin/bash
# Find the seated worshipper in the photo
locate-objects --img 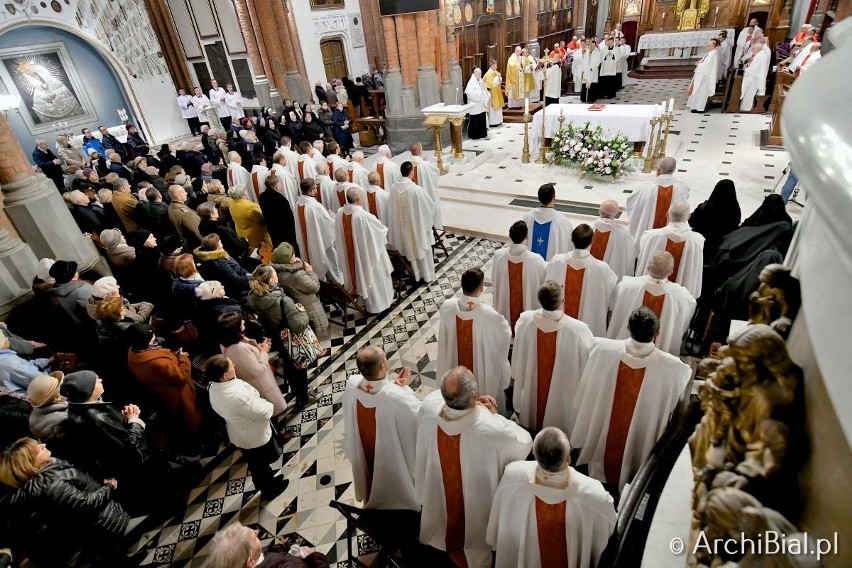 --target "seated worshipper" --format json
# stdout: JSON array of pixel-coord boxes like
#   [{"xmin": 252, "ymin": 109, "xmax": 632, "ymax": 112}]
[
  {"xmin": 491, "ymin": 221, "xmax": 548, "ymax": 332},
  {"xmin": 592, "ymin": 200, "xmax": 635, "ymax": 281},
  {"xmin": 511, "ymin": 281, "xmax": 594, "ymax": 434},
  {"xmin": 204, "ymin": 355, "xmax": 289, "ymax": 500},
  {"xmin": 194, "ymin": 234, "xmax": 251, "ymax": 303},
  {"xmin": 387, "ymin": 162, "xmax": 436, "ymax": 282},
  {"xmin": 437, "ymin": 268, "xmax": 512, "ymax": 414},
  {"xmin": 49, "ymin": 260, "xmax": 95, "ymax": 327},
  {"xmin": 81, "ymin": 127, "xmax": 106, "ymax": 159},
  {"xmin": 372, "ymin": 145, "xmax": 402, "ymax": 190},
  {"xmin": 626, "ymin": 157, "xmax": 691, "ymax": 247},
  {"xmin": 269, "ymin": 242, "xmax": 329, "ymax": 336},
  {"xmin": 137, "ymin": 187, "xmax": 174, "ymax": 242},
  {"xmin": 112, "ymin": 177, "xmax": 141, "ymax": 233},
  {"xmin": 99, "ymin": 227, "xmax": 136, "ymax": 270},
  {"xmin": 270, "ymin": 151, "xmax": 301, "ymax": 212},
  {"xmin": 464, "ymin": 68, "xmax": 490, "ymax": 140},
  {"xmin": 197, "ymin": 202, "xmax": 250, "ymax": 263},
  {"xmin": 409, "ymin": 142, "xmax": 443, "ymax": 230},
  {"xmin": 27, "ymin": 373, "xmax": 68, "ymax": 441},
  {"xmin": 249, "ymin": 153, "xmax": 270, "ymax": 201},
  {"xmin": 0, "ymin": 330, "xmax": 50, "ymax": 393},
  {"xmin": 486, "ymin": 428, "xmax": 617, "ymax": 568},
  {"xmin": 168, "ymin": 184, "xmax": 204, "ymax": 250},
  {"xmin": 218, "ymin": 311, "xmax": 288, "ymax": 415},
  {"xmin": 343, "ymin": 345, "xmax": 421, "ymax": 510},
  {"xmin": 204, "ymin": 523, "xmax": 331, "ymax": 568},
  {"xmin": 572, "ymin": 307, "xmax": 691, "ymax": 491},
  {"xmin": 332, "ymin": 102, "xmax": 355, "ymax": 153},
  {"xmin": 89, "ymin": 149, "xmax": 110, "ymax": 177},
  {"xmin": 229, "ymin": 184, "xmax": 271, "ymax": 249},
  {"xmin": 98, "ymin": 126, "xmax": 127, "ymax": 160},
  {"xmin": 334, "ymin": 186, "xmax": 395, "ymax": 314},
  {"xmin": 607, "ymin": 251, "xmax": 696, "ymax": 355},
  {"xmin": 86, "ymin": 275, "xmax": 153, "ymax": 323},
  {"xmin": 302, "ymin": 112, "xmax": 325, "ymax": 143},
  {"xmin": 740, "ymin": 39, "xmax": 771, "ymax": 111},
  {"xmin": 237, "ymin": 130, "xmax": 262, "ymax": 170},
  {"xmin": 0, "ymin": 438, "xmax": 130, "ymax": 567},
  {"xmin": 349, "ymin": 150, "xmax": 372, "ymax": 188},
  {"xmin": 294, "ymin": 178, "xmax": 342, "ymax": 283},
  {"xmin": 364, "ymin": 171, "xmax": 389, "ymax": 225},
  {"xmin": 106, "ymin": 150, "xmax": 132, "ymax": 178},
  {"xmin": 416, "ymin": 367, "xmax": 533, "ymax": 568},
  {"xmin": 686, "ymin": 39, "xmax": 720, "ymax": 112},
  {"xmin": 170, "ymin": 253, "xmax": 205, "ymax": 319},
  {"xmin": 32, "ymin": 138, "xmax": 65, "ymax": 190},
  {"xmin": 314, "ymin": 161, "xmax": 338, "ymax": 213},
  {"xmin": 55, "ymin": 133, "xmax": 88, "ymax": 169},
  {"xmin": 129, "ymin": 156, "xmax": 151, "ymax": 188},
  {"xmin": 226, "ymin": 150, "xmax": 252, "ymax": 190},
  {"xmin": 180, "ymin": 143, "xmax": 207, "ymax": 179},
  {"xmin": 65, "ymin": 189, "xmax": 104, "ymax": 235},
  {"xmin": 636, "ymin": 202, "xmax": 706, "ymax": 298},
  {"xmin": 545, "ymin": 224, "xmax": 618, "ymax": 337},
  {"xmin": 297, "ymin": 141, "xmax": 321, "ymax": 181},
  {"xmin": 259, "ymin": 174, "xmax": 298, "ymax": 249},
  {"xmin": 523, "ymin": 183, "xmax": 574, "ymax": 261}
]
